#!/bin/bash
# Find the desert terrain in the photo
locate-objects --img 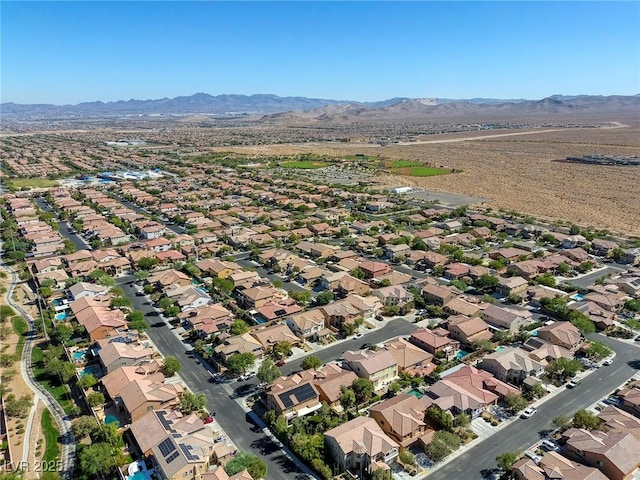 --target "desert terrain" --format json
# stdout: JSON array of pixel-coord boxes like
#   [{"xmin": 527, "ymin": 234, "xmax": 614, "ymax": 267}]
[{"xmin": 210, "ymin": 125, "xmax": 640, "ymax": 236}]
